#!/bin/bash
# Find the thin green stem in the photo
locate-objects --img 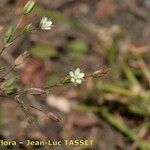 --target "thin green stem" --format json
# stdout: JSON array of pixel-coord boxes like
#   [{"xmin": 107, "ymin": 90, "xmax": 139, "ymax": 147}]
[
  {"xmin": 44, "ymin": 83, "xmax": 62, "ymax": 90},
  {"xmin": 11, "ymin": 27, "xmax": 38, "ymax": 43},
  {"xmin": 13, "ymin": 15, "xmax": 24, "ymax": 35},
  {"xmin": 0, "ymin": 15, "xmax": 24, "ymax": 56}
]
